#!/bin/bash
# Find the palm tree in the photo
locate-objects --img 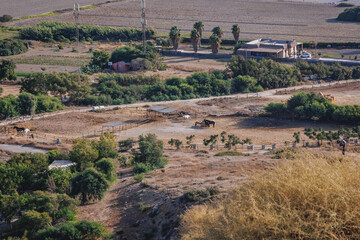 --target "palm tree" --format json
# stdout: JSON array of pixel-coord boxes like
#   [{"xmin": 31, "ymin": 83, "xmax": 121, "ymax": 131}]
[
  {"xmin": 232, "ymin": 24, "xmax": 241, "ymax": 43},
  {"xmin": 190, "ymin": 29, "xmax": 200, "ymax": 53},
  {"xmin": 193, "ymin": 21, "xmax": 204, "ymax": 47},
  {"xmin": 212, "ymin": 26, "xmax": 223, "ymax": 39},
  {"xmin": 209, "ymin": 34, "xmax": 221, "ymax": 54},
  {"xmin": 169, "ymin": 26, "xmax": 181, "ymax": 51}
]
